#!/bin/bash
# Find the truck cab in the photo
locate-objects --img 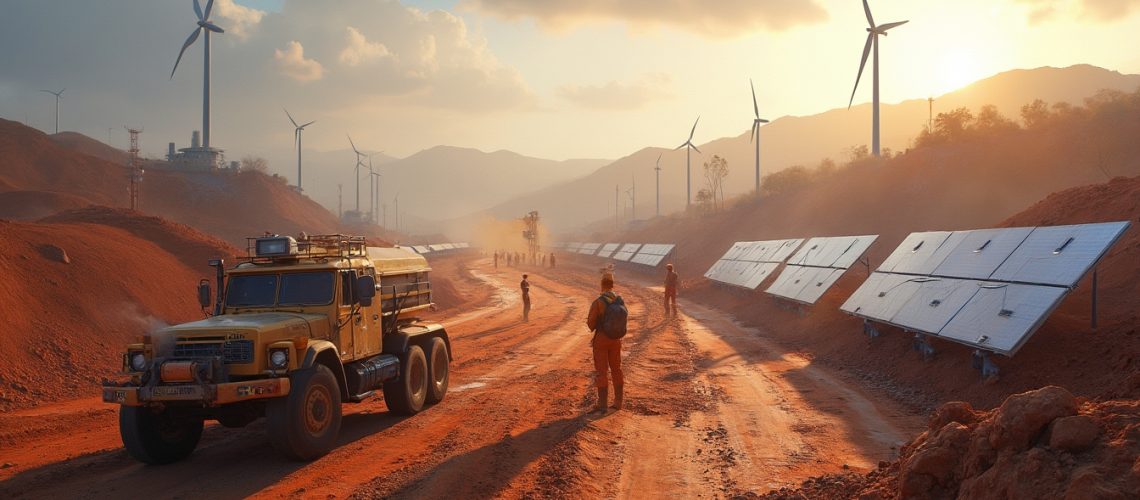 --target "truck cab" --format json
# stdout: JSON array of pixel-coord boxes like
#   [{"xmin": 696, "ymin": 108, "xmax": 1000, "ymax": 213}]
[{"xmin": 103, "ymin": 234, "xmax": 451, "ymax": 463}]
